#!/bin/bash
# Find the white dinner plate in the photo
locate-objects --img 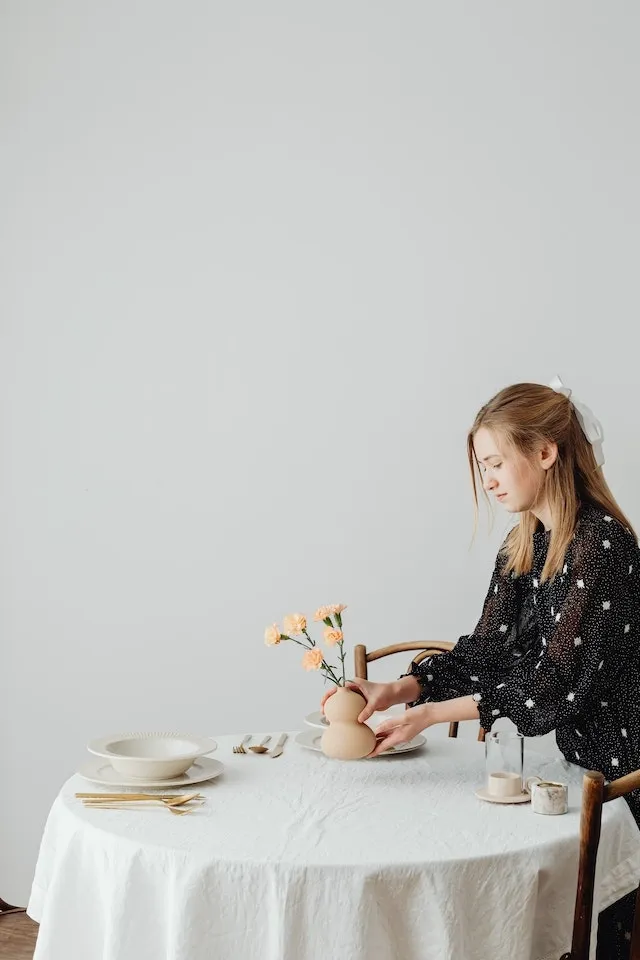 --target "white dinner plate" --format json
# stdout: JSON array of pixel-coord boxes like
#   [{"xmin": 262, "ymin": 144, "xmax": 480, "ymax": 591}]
[
  {"xmin": 304, "ymin": 711, "xmax": 329, "ymax": 729},
  {"xmin": 295, "ymin": 729, "xmax": 426, "ymax": 756},
  {"xmin": 304, "ymin": 707, "xmax": 406, "ymax": 730},
  {"xmin": 78, "ymin": 756, "xmax": 224, "ymax": 788}
]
